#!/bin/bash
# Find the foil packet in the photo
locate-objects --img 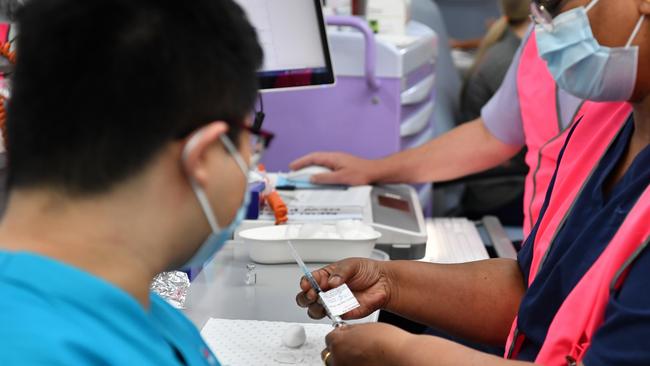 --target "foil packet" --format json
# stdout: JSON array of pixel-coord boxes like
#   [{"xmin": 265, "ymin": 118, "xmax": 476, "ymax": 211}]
[{"xmin": 151, "ymin": 271, "xmax": 191, "ymax": 309}]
